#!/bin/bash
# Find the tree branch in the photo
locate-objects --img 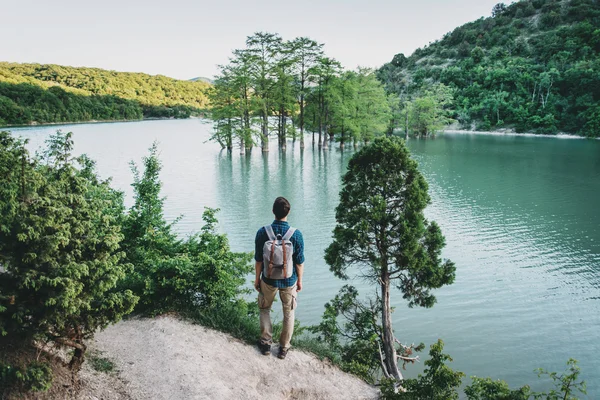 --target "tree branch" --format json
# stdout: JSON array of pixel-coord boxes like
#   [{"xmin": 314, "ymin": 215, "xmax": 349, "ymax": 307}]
[
  {"xmin": 53, "ymin": 337, "xmax": 86, "ymax": 351},
  {"xmin": 377, "ymin": 340, "xmax": 391, "ymax": 379}
]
